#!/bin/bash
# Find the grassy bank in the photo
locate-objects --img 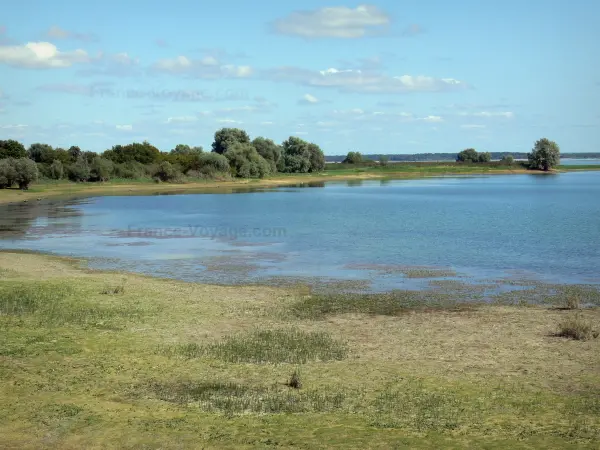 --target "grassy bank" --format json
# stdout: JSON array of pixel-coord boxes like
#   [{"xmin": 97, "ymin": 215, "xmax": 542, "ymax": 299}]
[
  {"xmin": 4, "ymin": 161, "xmax": 599, "ymax": 206},
  {"xmin": 1, "ymin": 251, "xmax": 599, "ymax": 448}
]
